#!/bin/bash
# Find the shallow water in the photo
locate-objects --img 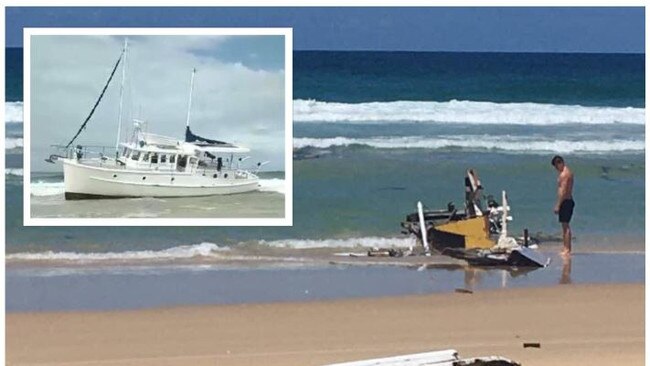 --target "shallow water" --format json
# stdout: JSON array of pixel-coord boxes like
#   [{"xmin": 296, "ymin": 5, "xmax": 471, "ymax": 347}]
[
  {"xmin": 30, "ymin": 187, "xmax": 285, "ymax": 219},
  {"xmin": 6, "ymin": 252, "xmax": 644, "ymax": 312}
]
